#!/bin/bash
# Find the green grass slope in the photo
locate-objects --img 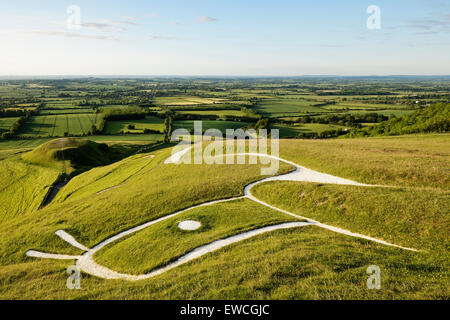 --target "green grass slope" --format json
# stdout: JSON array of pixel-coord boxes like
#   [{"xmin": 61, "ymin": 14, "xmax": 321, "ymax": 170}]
[
  {"xmin": 0, "ymin": 135, "xmax": 448, "ymax": 299},
  {"xmin": 347, "ymin": 103, "xmax": 449, "ymax": 137},
  {"xmin": 21, "ymin": 137, "xmax": 138, "ymax": 175},
  {"xmin": 95, "ymin": 198, "xmax": 299, "ymax": 274},
  {"xmin": 277, "ymin": 134, "xmax": 449, "ymax": 189},
  {"xmin": 0, "ymin": 145, "xmax": 293, "ymax": 265},
  {"xmin": 253, "ymin": 182, "xmax": 449, "ymax": 252},
  {"xmin": 0, "ymin": 227, "xmax": 447, "ymax": 299},
  {"xmin": 0, "ymin": 159, "xmax": 59, "ymax": 221},
  {"xmin": 22, "ymin": 138, "xmax": 110, "ymax": 172}
]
